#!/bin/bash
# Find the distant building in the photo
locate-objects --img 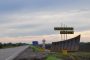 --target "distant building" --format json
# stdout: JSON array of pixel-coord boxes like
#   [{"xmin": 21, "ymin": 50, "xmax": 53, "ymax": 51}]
[{"xmin": 51, "ymin": 35, "xmax": 81, "ymax": 52}]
